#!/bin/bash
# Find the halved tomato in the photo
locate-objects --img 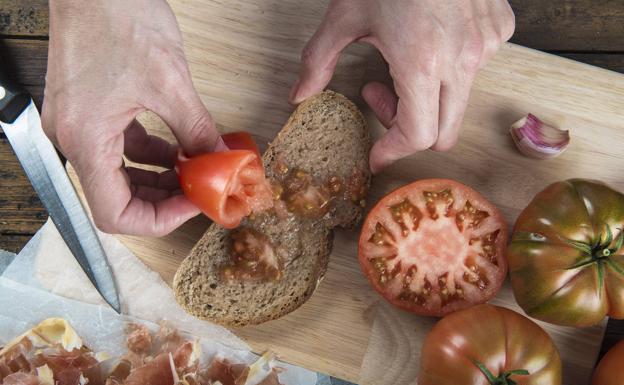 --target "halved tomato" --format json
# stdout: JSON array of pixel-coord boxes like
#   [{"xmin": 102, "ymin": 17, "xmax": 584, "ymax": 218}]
[
  {"xmin": 358, "ymin": 179, "xmax": 508, "ymax": 316},
  {"xmin": 176, "ymin": 132, "xmax": 273, "ymax": 229}
]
